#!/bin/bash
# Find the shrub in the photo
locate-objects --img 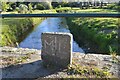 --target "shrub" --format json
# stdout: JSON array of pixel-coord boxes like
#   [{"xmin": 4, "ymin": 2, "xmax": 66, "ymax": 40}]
[
  {"xmin": 15, "ymin": 7, "xmax": 19, "ymax": 12},
  {"xmin": 107, "ymin": 3, "xmax": 119, "ymax": 11},
  {"xmin": 41, "ymin": 2, "xmax": 52, "ymax": 9},
  {"xmin": 18, "ymin": 4, "xmax": 28, "ymax": 14},
  {"xmin": 36, "ymin": 4, "xmax": 45, "ymax": 10},
  {"xmin": 58, "ymin": 5, "xmax": 61, "ymax": 8},
  {"xmin": 2, "ymin": 2, "xmax": 9, "ymax": 11},
  {"xmin": 28, "ymin": 3, "xmax": 33, "ymax": 13}
]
